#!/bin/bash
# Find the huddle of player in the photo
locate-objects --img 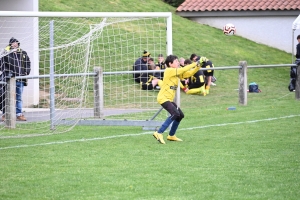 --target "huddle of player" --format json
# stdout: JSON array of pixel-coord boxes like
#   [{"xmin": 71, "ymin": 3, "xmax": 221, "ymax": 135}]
[
  {"xmin": 133, "ymin": 50, "xmax": 215, "ymax": 96},
  {"xmin": 179, "ymin": 54, "xmax": 215, "ymax": 96}
]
